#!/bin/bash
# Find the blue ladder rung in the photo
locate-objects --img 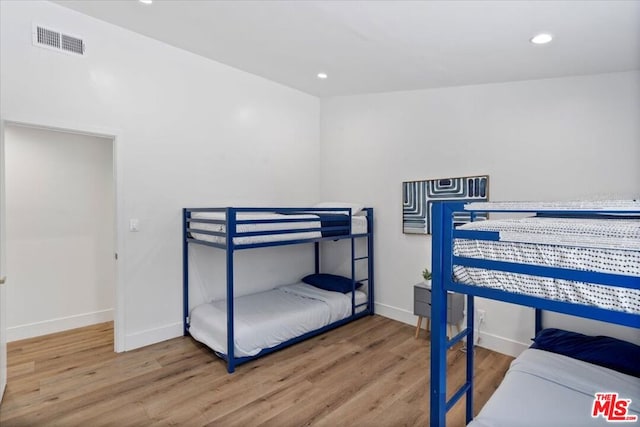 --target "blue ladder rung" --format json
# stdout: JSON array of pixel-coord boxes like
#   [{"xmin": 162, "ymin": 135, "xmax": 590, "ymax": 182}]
[
  {"xmin": 447, "ymin": 327, "xmax": 471, "ymax": 349},
  {"xmin": 446, "ymin": 381, "xmax": 472, "ymax": 411},
  {"xmin": 354, "ymin": 256, "xmax": 369, "ymax": 261}
]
